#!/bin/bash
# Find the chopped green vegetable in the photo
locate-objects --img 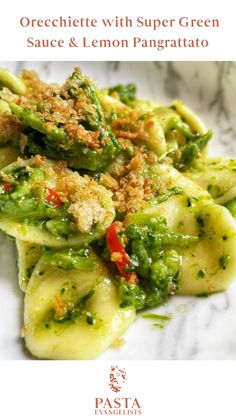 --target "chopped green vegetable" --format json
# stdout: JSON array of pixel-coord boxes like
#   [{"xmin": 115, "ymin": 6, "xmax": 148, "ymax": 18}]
[
  {"xmin": 142, "ymin": 313, "xmax": 172, "ymax": 321},
  {"xmin": 150, "ymin": 187, "xmax": 184, "ymax": 205},
  {"xmin": 218, "ymin": 255, "xmax": 230, "ymax": 270},
  {"xmin": 108, "ymin": 83, "xmax": 137, "ymax": 105},
  {"xmin": 42, "ymin": 247, "xmax": 93, "ymax": 270},
  {"xmin": 47, "ymin": 290, "xmax": 95, "ymax": 325},
  {"xmin": 10, "ymin": 104, "xmax": 121, "ymax": 171},
  {"xmin": 167, "ymin": 129, "xmax": 213, "ymax": 170},
  {"xmin": 68, "ymin": 69, "xmax": 103, "ymax": 130},
  {"xmin": 153, "ymin": 323, "xmax": 164, "ymax": 329},
  {"xmin": 113, "ymin": 215, "xmax": 200, "ymax": 310},
  {"xmin": 198, "ymin": 293, "xmax": 210, "ymax": 298},
  {"xmin": 225, "ymin": 198, "xmax": 236, "ymax": 220},
  {"xmin": 117, "ymin": 250, "xmax": 180, "ymax": 310},
  {"xmin": 197, "ymin": 269, "xmax": 205, "ymax": 279}
]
